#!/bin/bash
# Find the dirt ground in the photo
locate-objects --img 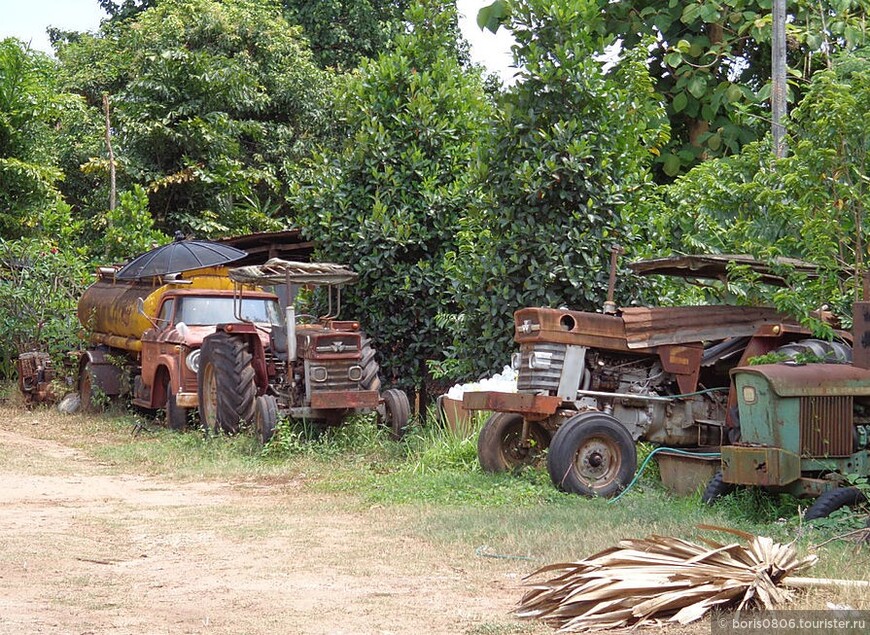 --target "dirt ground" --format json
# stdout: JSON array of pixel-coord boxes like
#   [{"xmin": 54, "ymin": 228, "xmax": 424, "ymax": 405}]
[{"xmin": 0, "ymin": 421, "xmax": 536, "ymax": 635}]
